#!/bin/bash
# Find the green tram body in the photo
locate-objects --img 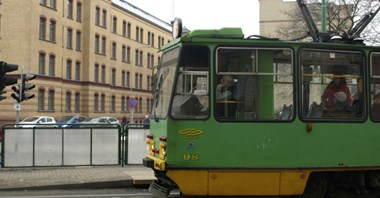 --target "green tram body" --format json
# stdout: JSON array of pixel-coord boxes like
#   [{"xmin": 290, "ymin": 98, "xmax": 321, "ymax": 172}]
[{"xmin": 144, "ymin": 27, "xmax": 380, "ymax": 197}]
